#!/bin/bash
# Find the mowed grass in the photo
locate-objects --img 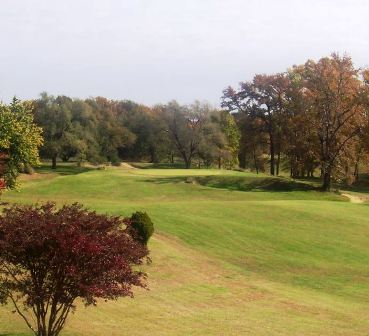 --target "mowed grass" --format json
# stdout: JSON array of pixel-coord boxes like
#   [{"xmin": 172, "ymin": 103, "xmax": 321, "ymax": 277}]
[{"xmin": 1, "ymin": 165, "xmax": 369, "ymax": 335}]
